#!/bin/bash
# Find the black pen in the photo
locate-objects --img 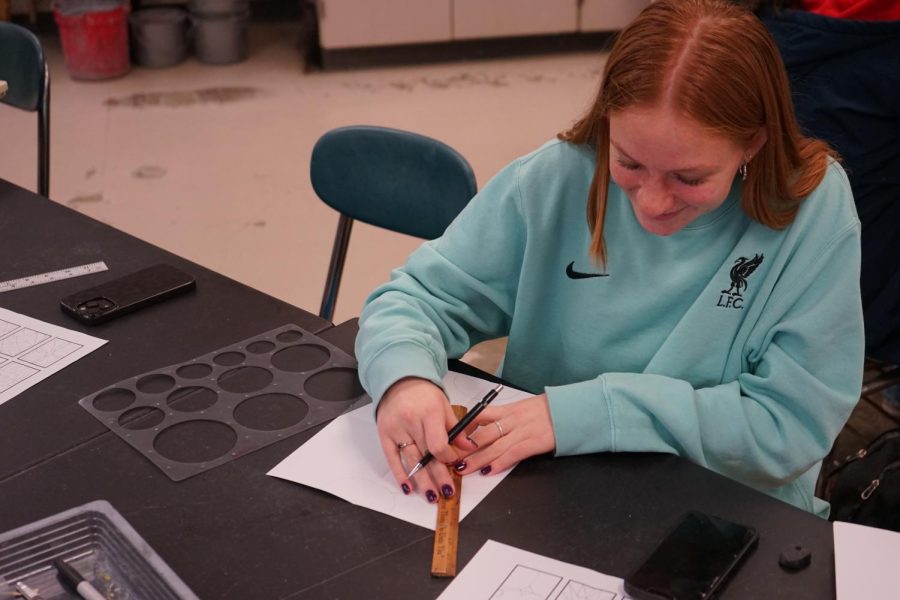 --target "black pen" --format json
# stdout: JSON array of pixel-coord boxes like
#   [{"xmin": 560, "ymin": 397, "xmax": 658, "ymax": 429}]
[
  {"xmin": 53, "ymin": 558, "xmax": 105, "ymax": 600},
  {"xmin": 407, "ymin": 383, "xmax": 504, "ymax": 479}
]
